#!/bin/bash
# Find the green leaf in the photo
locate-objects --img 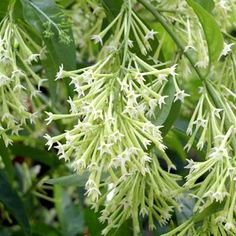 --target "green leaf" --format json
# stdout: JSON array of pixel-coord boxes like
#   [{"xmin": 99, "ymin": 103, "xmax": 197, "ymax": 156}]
[
  {"xmin": 187, "ymin": 0, "xmax": 224, "ymax": 64},
  {"xmin": 164, "ymin": 131, "xmax": 186, "ymax": 162},
  {"xmin": 193, "ymin": 200, "xmax": 226, "ymax": 223},
  {"xmin": 0, "ymin": 170, "xmax": 30, "ymax": 235},
  {"xmin": 154, "ymin": 77, "xmax": 176, "ymax": 126},
  {"xmin": 195, "ymin": 0, "xmax": 215, "ymax": 12},
  {"xmin": 0, "ymin": 0, "xmax": 10, "ymax": 18},
  {"xmin": 0, "ymin": 139, "xmax": 14, "ymax": 183},
  {"xmin": 194, "ymin": 0, "xmax": 215, "ymax": 12},
  {"xmin": 84, "ymin": 208, "xmax": 104, "ymax": 236},
  {"xmin": 20, "ymin": 0, "xmax": 76, "ymax": 100},
  {"xmin": 102, "ymin": 0, "xmax": 123, "ymax": 18},
  {"xmin": 46, "ymin": 173, "xmax": 89, "ymax": 186},
  {"xmin": 9, "ymin": 143, "xmax": 61, "ymax": 167},
  {"xmin": 31, "ymin": 223, "xmax": 60, "ymax": 236},
  {"xmin": 47, "ymin": 172, "xmax": 107, "ymax": 186},
  {"xmin": 54, "ymin": 185, "xmax": 84, "ymax": 236}
]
